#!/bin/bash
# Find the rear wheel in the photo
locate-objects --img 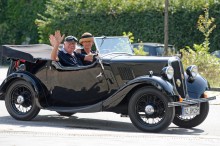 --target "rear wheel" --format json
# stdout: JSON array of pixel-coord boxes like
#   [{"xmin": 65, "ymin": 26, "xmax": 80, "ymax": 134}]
[
  {"xmin": 128, "ymin": 87, "xmax": 175, "ymax": 132},
  {"xmin": 5, "ymin": 80, "xmax": 40, "ymax": 121},
  {"xmin": 173, "ymin": 102, "xmax": 209, "ymax": 128}
]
